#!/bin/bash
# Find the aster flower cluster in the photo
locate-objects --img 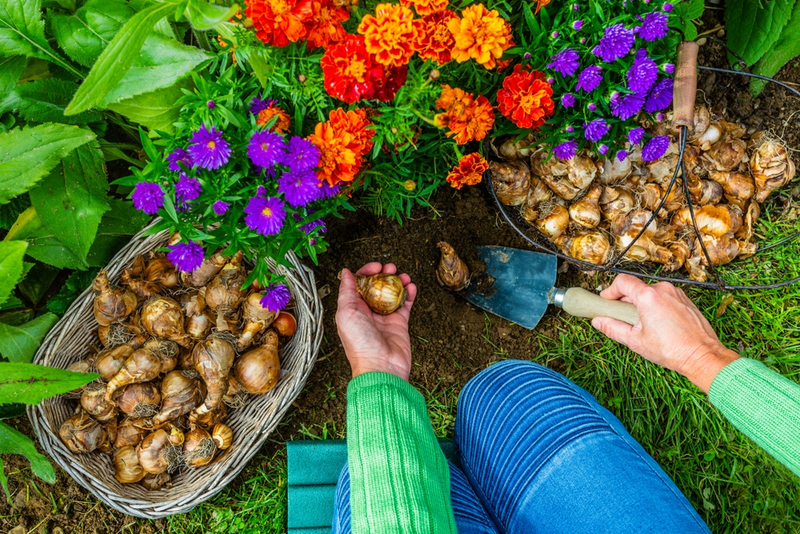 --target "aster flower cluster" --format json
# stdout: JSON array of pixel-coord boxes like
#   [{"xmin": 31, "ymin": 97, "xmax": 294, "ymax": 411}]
[
  {"xmin": 128, "ymin": 70, "xmax": 345, "ymax": 290},
  {"xmin": 512, "ymin": 0, "xmax": 678, "ymax": 162}
]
